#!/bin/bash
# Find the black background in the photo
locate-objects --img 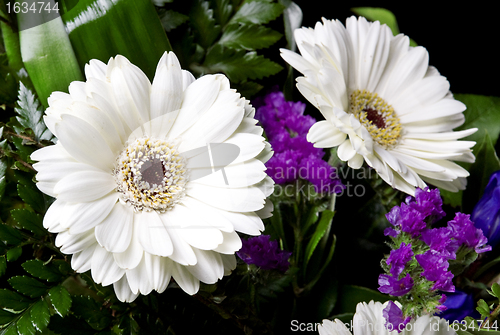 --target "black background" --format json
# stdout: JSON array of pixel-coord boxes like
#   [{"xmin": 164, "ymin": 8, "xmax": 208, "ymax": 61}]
[{"xmin": 295, "ymin": 2, "xmax": 498, "ymax": 97}]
